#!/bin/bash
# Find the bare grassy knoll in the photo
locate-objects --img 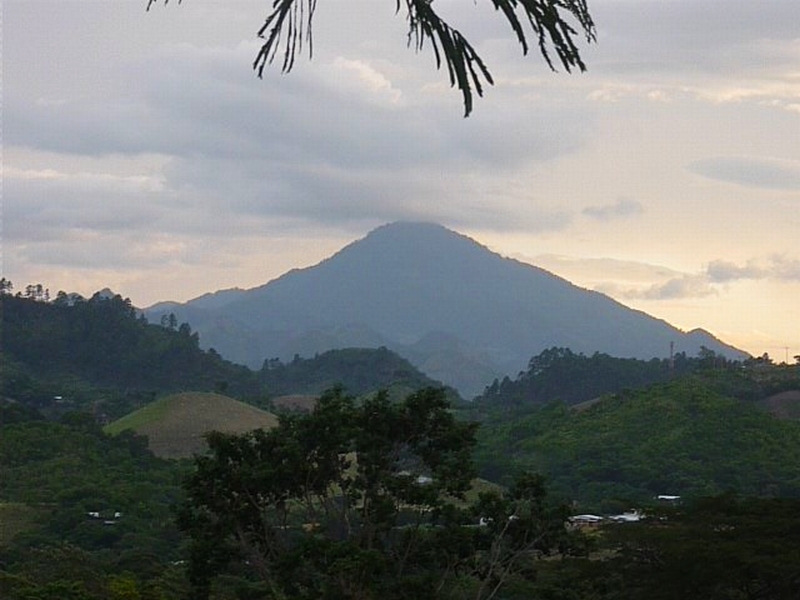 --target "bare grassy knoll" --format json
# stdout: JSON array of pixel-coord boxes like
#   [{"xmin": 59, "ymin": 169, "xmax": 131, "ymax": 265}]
[{"xmin": 105, "ymin": 392, "xmax": 278, "ymax": 459}]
